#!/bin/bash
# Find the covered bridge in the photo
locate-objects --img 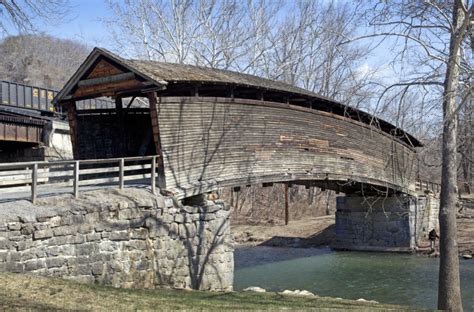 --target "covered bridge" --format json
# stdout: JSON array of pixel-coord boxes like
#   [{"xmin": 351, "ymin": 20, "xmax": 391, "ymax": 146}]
[{"xmin": 54, "ymin": 48, "xmax": 421, "ymax": 198}]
